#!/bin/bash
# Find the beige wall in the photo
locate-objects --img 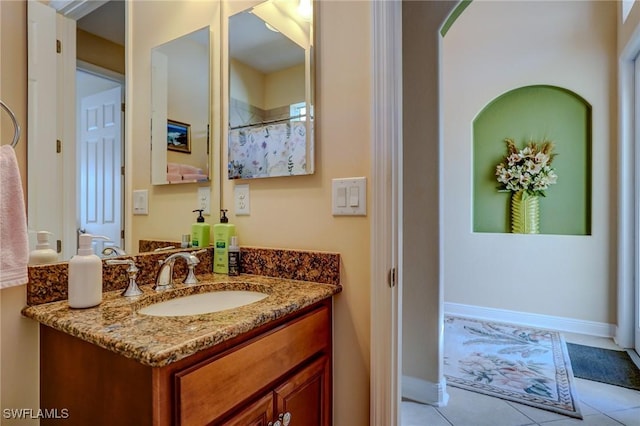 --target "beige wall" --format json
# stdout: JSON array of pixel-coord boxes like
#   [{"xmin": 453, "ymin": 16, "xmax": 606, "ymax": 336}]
[
  {"xmin": 164, "ymin": 37, "xmax": 210, "ymax": 171},
  {"xmin": 222, "ymin": 3, "xmax": 371, "ymax": 422},
  {"xmin": 132, "ymin": 1, "xmax": 372, "ymax": 424},
  {"xmin": 230, "ymin": 58, "xmax": 265, "ymax": 108},
  {"xmin": 0, "ymin": 1, "xmax": 40, "ymax": 424},
  {"xmin": 130, "ymin": 0, "xmax": 221, "ymax": 245},
  {"xmin": 77, "ymin": 29, "xmax": 125, "ymax": 75},
  {"xmin": 264, "ymin": 63, "xmax": 305, "ymax": 109},
  {"xmin": 402, "ymin": 0, "xmax": 456, "ymax": 397},
  {"xmin": 230, "ymin": 60, "xmax": 305, "ymax": 111},
  {"xmin": 442, "ymin": 1, "xmax": 617, "ymax": 324}
]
